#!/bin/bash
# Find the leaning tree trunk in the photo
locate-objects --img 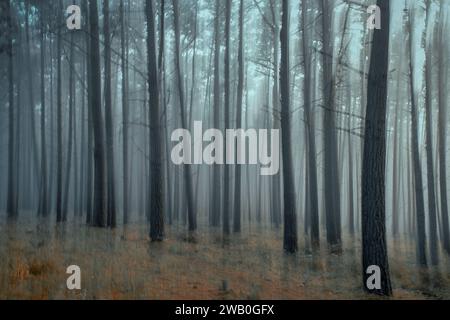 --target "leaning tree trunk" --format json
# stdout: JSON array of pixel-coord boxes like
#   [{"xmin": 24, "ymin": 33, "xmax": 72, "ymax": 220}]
[
  {"xmin": 361, "ymin": 0, "xmax": 392, "ymax": 296},
  {"xmin": 146, "ymin": 0, "xmax": 164, "ymax": 241},
  {"xmin": 280, "ymin": 0, "xmax": 298, "ymax": 254}
]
